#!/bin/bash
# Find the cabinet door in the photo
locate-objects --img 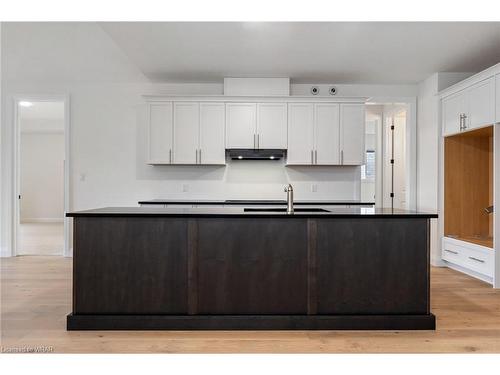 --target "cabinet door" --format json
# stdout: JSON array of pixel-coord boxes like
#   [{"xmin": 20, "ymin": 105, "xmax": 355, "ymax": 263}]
[
  {"xmin": 147, "ymin": 103, "xmax": 173, "ymax": 164},
  {"xmin": 225, "ymin": 103, "xmax": 257, "ymax": 149},
  {"xmin": 497, "ymin": 75, "xmax": 500, "ymax": 124},
  {"xmin": 467, "ymin": 77, "xmax": 495, "ymax": 130},
  {"xmin": 199, "ymin": 103, "xmax": 226, "ymax": 165},
  {"xmin": 287, "ymin": 103, "xmax": 314, "ymax": 164},
  {"xmin": 257, "ymin": 103, "xmax": 287, "ymax": 149},
  {"xmin": 442, "ymin": 92, "xmax": 466, "ymax": 136},
  {"xmin": 173, "ymin": 102, "xmax": 199, "ymax": 164},
  {"xmin": 316, "ymin": 218, "xmax": 429, "ymax": 314},
  {"xmin": 340, "ymin": 104, "xmax": 365, "ymax": 165},
  {"xmin": 315, "ymin": 103, "xmax": 340, "ymax": 165}
]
